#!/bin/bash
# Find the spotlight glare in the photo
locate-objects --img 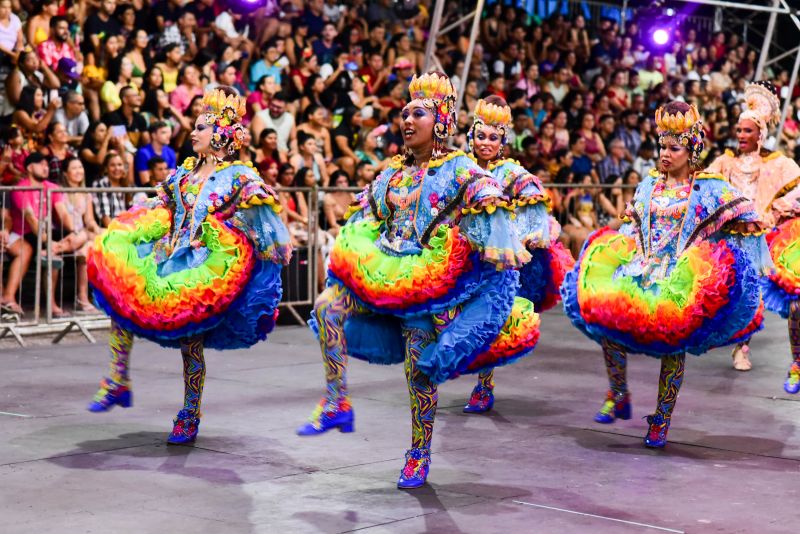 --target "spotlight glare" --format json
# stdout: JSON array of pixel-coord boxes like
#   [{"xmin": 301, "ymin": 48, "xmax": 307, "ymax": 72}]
[
  {"xmin": 653, "ymin": 29, "xmax": 669, "ymax": 45},
  {"xmin": 666, "ymin": 8, "xmax": 675, "ymax": 16}
]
